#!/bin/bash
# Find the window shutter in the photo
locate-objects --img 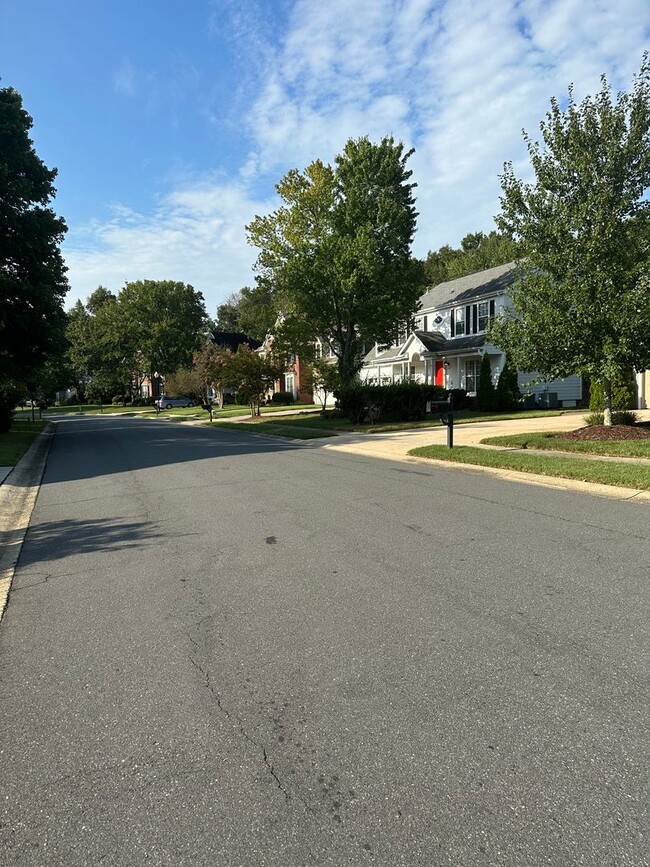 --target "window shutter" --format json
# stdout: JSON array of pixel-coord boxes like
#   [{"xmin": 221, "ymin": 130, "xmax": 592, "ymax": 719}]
[
  {"xmin": 465, "ymin": 306, "xmax": 471, "ymax": 334},
  {"xmin": 472, "ymin": 305, "xmax": 478, "ymax": 334},
  {"xmin": 489, "ymin": 299, "xmax": 495, "ymax": 319},
  {"xmin": 450, "ymin": 312, "xmax": 455, "ymax": 338},
  {"xmin": 423, "ymin": 315, "xmax": 427, "ymax": 332}
]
